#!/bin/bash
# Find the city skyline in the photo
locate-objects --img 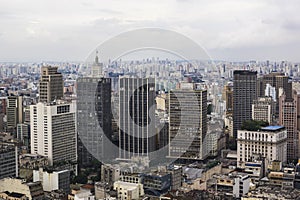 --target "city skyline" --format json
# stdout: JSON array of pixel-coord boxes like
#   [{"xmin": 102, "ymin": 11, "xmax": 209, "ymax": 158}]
[{"xmin": 2, "ymin": 1, "xmax": 300, "ymax": 199}]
